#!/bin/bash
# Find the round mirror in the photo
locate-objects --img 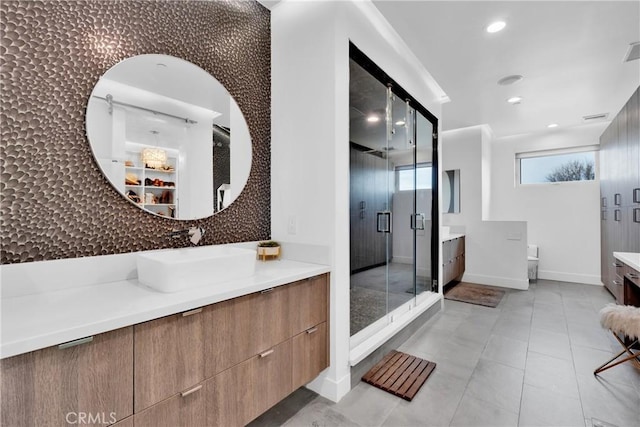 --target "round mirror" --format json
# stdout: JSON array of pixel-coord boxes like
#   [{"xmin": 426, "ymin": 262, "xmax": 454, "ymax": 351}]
[{"xmin": 85, "ymin": 54, "xmax": 252, "ymax": 220}]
